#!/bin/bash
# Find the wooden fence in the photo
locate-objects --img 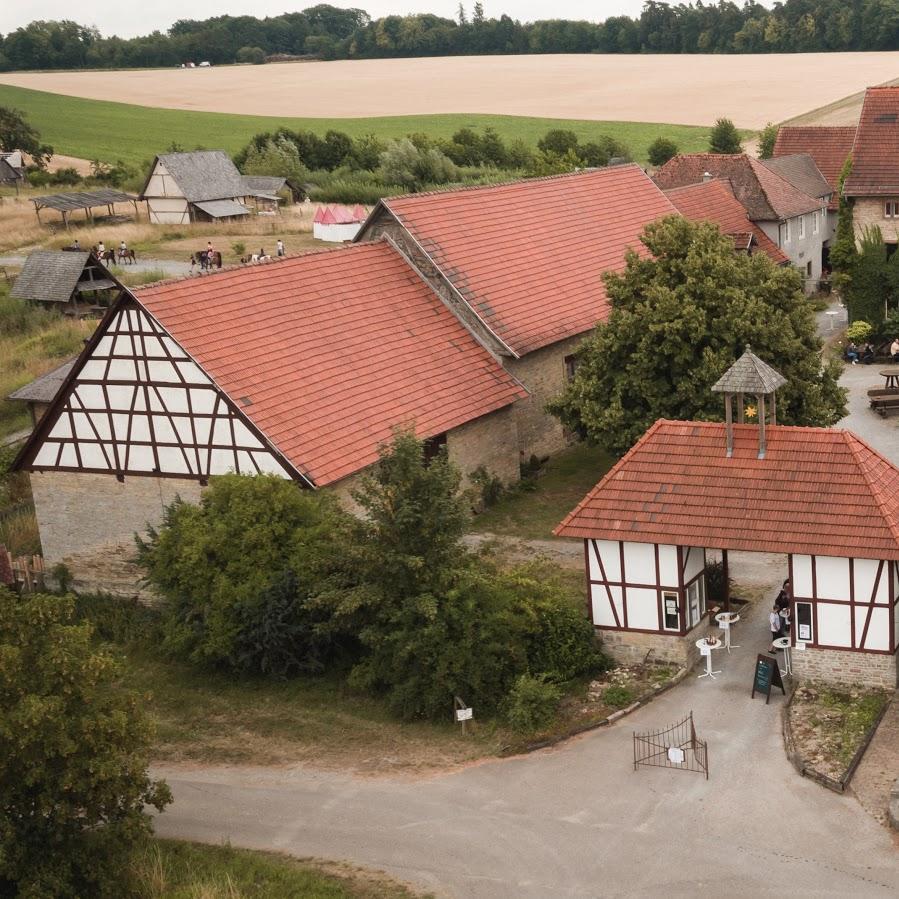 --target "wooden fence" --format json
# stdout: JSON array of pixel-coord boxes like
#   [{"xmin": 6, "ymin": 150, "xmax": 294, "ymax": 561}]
[{"xmin": 1, "ymin": 546, "xmax": 45, "ymax": 593}]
